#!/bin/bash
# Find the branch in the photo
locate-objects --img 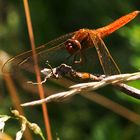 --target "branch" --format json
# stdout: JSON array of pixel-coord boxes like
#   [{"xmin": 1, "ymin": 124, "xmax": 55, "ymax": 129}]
[{"xmin": 21, "ymin": 72, "xmax": 140, "ymax": 107}]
